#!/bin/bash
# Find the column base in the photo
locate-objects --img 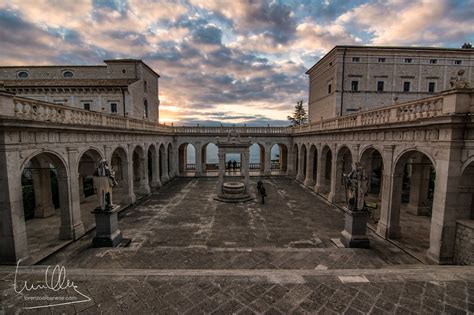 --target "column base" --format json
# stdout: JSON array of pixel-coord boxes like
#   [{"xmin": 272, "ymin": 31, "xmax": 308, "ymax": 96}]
[
  {"xmin": 263, "ymin": 170, "xmax": 272, "ymax": 176},
  {"xmin": 426, "ymin": 248, "xmax": 454, "ymax": 265},
  {"xmin": 59, "ymin": 221, "xmax": 85, "ymax": 240},
  {"xmin": 34, "ymin": 206, "xmax": 55, "ymax": 218},
  {"xmin": 296, "ymin": 174, "xmax": 304, "ymax": 181},
  {"xmin": 122, "ymin": 193, "xmax": 136, "ymax": 205},
  {"xmin": 138, "ymin": 184, "xmax": 151, "ymax": 195},
  {"xmin": 304, "ymin": 179, "xmax": 315, "ymax": 187},
  {"xmin": 161, "ymin": 175, "xmax": 170, "ymax": 184},
  {"xmin": 406, "ymin": 204, "xmax": 431, "ymax": 216},
  {"xmin": 150, "ymin": 180, "xmax": 162, "ymax": 188},
  {"xmin": 340, "ymin": 210, "xmax": 370, "ymax": 249}
]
